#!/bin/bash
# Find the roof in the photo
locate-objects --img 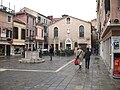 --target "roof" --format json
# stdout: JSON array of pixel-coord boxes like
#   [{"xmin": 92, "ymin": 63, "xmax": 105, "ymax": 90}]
[
  {"xmin": 16, "ymin": 12, "xmax": 36, "ymax": 18},
  {"xmin": 49, "ymin": 15, "xmax": 91, "ymax": 26},
  {"xmin": 19, "ymin": 7, "xmax": 51, "ymax": 20},
  {"xmin": 13, "ymin": 18, "xmax": 26, "ymax": 25}
]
